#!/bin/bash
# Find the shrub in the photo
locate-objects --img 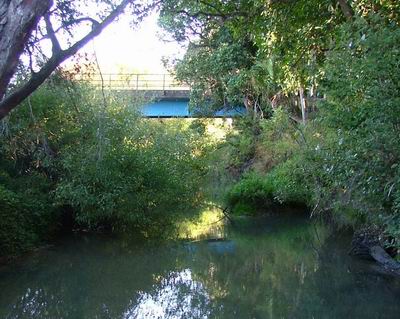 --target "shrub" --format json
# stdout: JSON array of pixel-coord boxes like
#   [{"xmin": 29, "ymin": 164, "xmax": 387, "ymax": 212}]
[
  {"xmin": 269, "ymin": 156, "xmax": 312, "ymax": 206},
  {"xmin": 0, "ymin": 75, "xmax": 212, "ymax": 256},
  {"xmin": 55, "ymin": 104, "xmax": 209, "ymax": 233},
  {"xmin": 306, "ymin": 15, "xmax": 400, "ymax": 243},
  {"xmin": 225, "ymin": 172, "xmax": 275, "ymax": 215},
  {"xmin": 0, "ymin": 169, "xmax": 57, "ymax": 257}
]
